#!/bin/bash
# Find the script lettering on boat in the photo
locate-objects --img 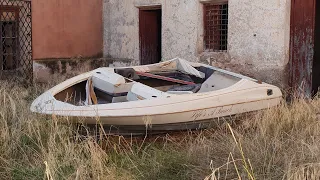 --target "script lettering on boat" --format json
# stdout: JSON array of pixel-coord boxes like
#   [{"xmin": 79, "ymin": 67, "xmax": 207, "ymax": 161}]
[
  {"xmin": 191, "ymin": 110, "xmax": 206, "ymax": 120},
  {"xmin": 216, "ymin": 105, "xmax": 233, "ymax": 115},
  {"xmin": 191, "ymin": 105, "xmax": 234, "ymax": 120}
]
